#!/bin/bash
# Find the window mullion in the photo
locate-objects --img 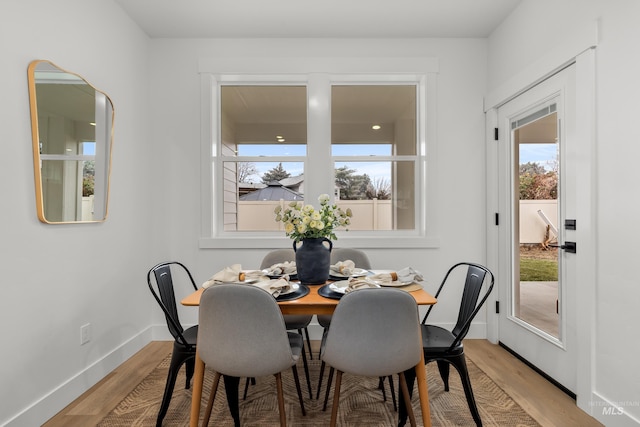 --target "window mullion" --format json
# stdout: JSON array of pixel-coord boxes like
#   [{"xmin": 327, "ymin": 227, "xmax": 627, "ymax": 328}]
[{"xmin": 305, "ymin": 74, "xmax": 333, "ymax": 203}]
